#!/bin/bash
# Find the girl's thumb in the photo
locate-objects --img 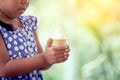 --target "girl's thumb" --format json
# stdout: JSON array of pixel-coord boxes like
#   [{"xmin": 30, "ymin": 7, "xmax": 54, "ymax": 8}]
[{"xmin": 46, "ymin": 38, "xmax": 53, "ymax": 48}]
